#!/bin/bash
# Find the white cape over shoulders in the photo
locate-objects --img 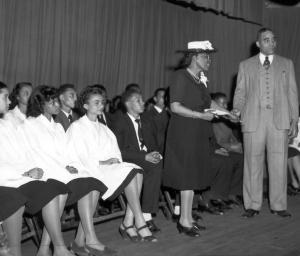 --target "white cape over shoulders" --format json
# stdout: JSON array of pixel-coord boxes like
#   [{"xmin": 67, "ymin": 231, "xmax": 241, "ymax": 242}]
[{"xmin": 67, "ymin": 115, "xmax": 142, "ymax": 199}]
